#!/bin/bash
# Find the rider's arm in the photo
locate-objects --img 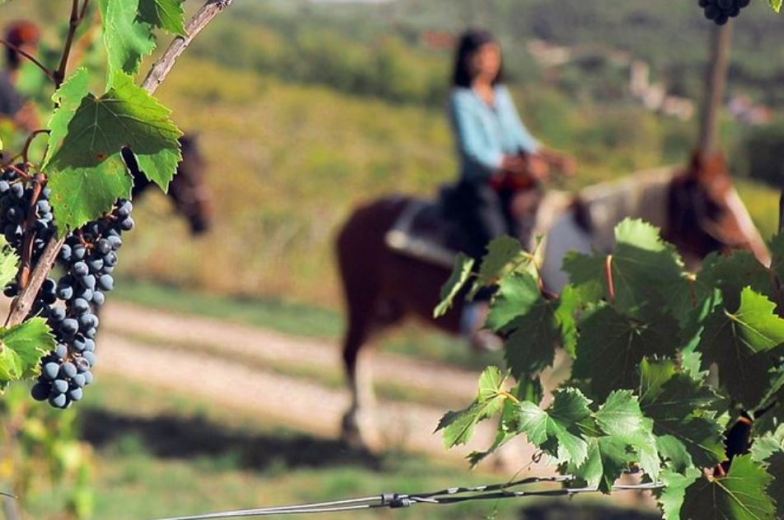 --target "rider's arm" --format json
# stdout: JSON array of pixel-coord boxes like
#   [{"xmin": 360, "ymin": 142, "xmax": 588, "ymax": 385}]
[
  {"xmin": 449, "ymin": 90, "xmax": 504, "ymax": 180},
  {"xmin": 496, "ymin": 85, "xmax": 539, "ymax": 155}
]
